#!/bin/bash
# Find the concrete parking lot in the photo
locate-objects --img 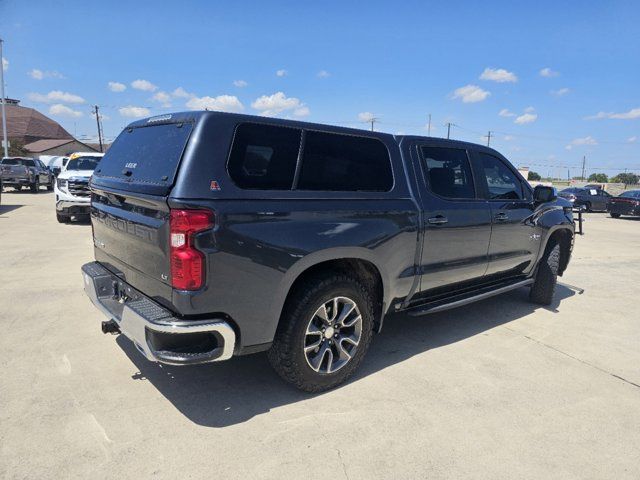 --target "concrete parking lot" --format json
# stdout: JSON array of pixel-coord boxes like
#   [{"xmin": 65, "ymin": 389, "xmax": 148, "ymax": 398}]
[{"xmin": 1, "ymin": 191, "xmax": 639, "ymax": 479}]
